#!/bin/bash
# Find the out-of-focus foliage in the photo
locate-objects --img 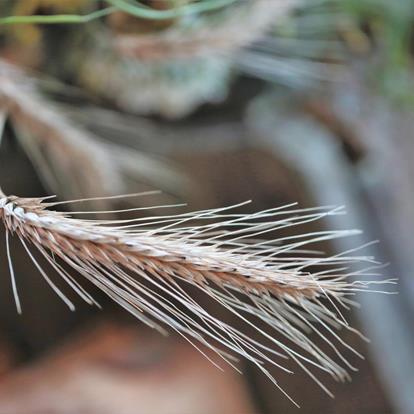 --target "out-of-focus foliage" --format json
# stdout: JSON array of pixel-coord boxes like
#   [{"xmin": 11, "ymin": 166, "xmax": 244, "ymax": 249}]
[
  {"xmin": 2, "ymin": 0, "xmax": 89, "ymax": 44},
  {"xmin": 1, "ymin": 0, "xmax": 413, "ymax": 106},
  {"xmin": 341, "ymin": 0, "xmax": 414, "ymax": 104}
]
